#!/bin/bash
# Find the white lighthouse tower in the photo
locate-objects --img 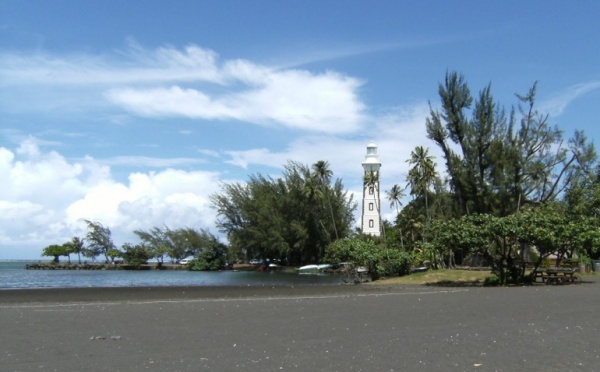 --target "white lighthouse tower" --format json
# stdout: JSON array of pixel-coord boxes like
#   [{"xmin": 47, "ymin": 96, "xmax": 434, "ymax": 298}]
[{"xmin": 361, "ymin": 141, "xmax": 382, "ymax": 236}]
